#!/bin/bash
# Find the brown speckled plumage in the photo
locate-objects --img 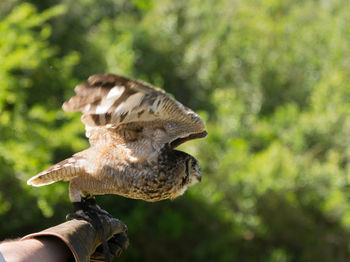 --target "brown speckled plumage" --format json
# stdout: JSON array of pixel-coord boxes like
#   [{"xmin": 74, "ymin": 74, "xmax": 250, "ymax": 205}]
[{"xmin": 27, "ymin": 74, "xmax": 207, "ymax": 202}]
